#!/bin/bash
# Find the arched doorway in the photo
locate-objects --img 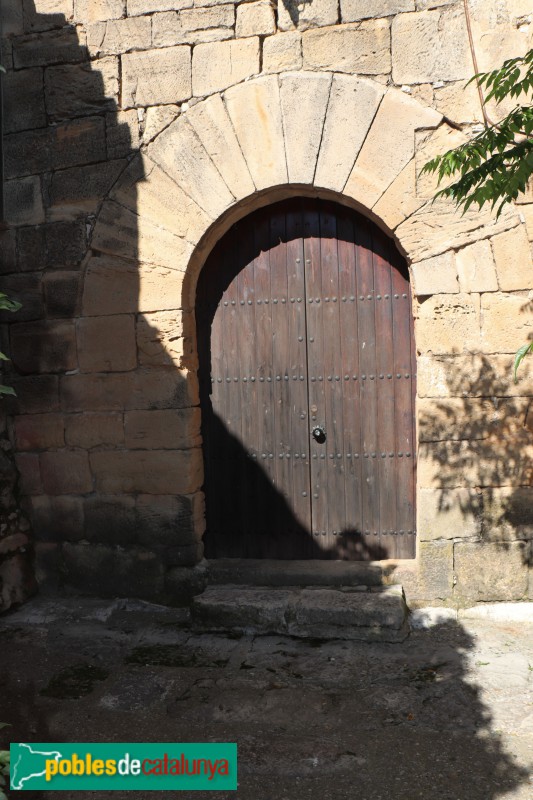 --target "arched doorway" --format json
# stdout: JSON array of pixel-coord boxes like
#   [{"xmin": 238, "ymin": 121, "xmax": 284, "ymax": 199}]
[{"xmin": 196, "ymin": 198, "xmax": 416, "ymax": 561}]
